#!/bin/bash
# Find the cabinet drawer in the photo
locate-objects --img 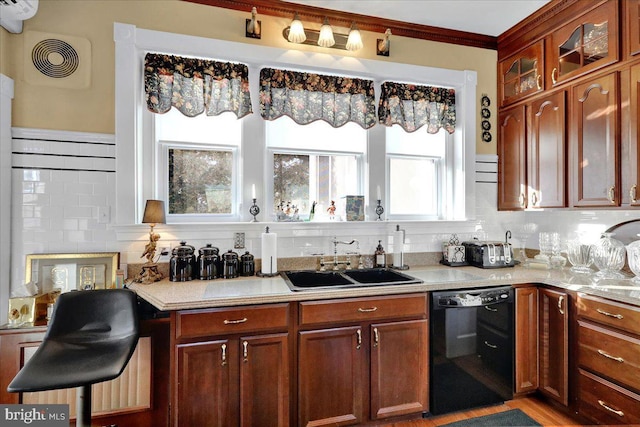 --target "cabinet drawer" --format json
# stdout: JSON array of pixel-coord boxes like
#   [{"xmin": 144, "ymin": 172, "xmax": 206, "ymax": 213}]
[
  {"xmin": 578, "ymin": 320, "xmax": 640, "ymax": 393},
  {"xmin": 299, "ymin": 294, "xmax": 427, "ymax": 326},
  {"xmin": 577, "ymin": 294, "xmax": 640, "ymax": 335},
  {"xmin": 579, "ymin": 369, "xmax": 640, "ymax": 425},
  {"xmin": 175, "ymin": 303, "xmax": 289, "ymax": 340}
]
